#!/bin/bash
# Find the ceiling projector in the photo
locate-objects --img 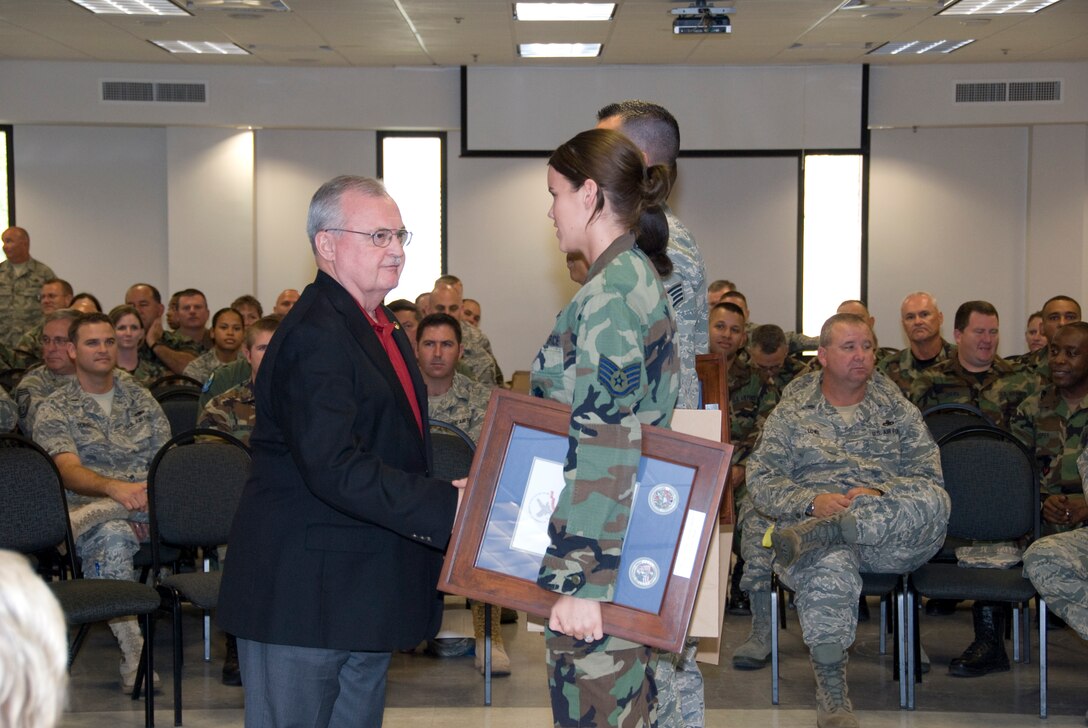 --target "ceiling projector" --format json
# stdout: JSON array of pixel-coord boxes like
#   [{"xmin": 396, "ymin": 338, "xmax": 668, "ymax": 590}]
[{"xmin": 671, "ymin": 1, "xmax": 733, "ymax": 35}]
